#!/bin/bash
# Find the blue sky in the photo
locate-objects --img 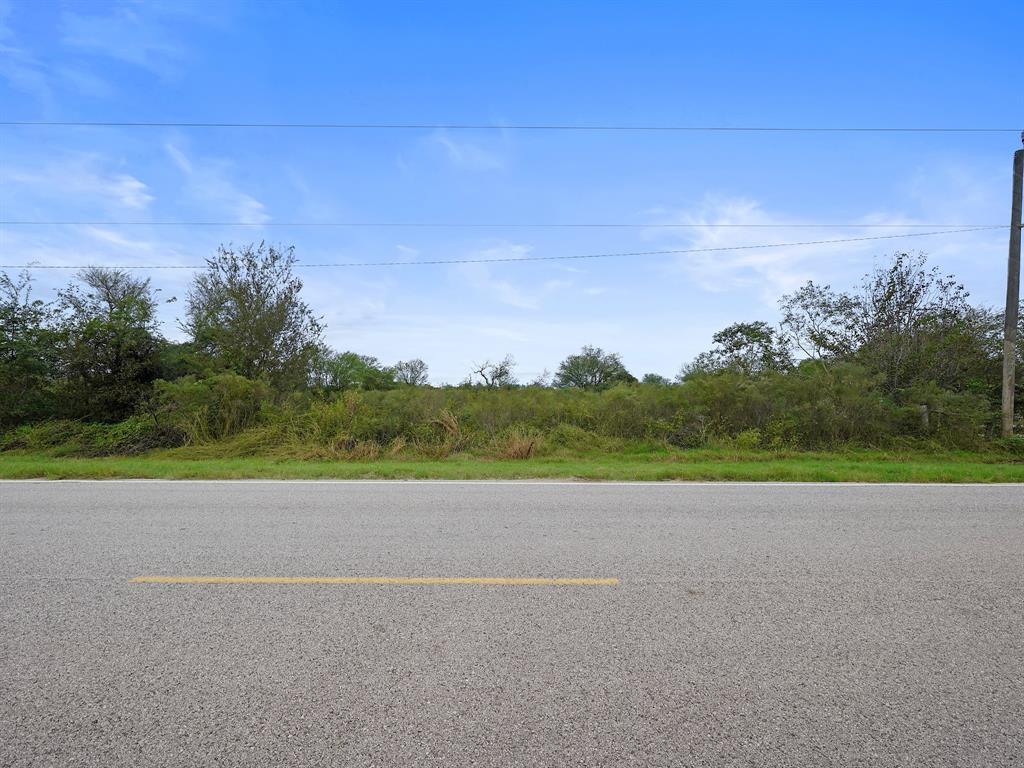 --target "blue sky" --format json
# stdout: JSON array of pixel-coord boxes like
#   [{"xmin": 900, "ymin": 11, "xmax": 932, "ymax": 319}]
[{"xmin": 1, "ymin": 0, "xmax": 1021, "ymax": 383}]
